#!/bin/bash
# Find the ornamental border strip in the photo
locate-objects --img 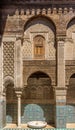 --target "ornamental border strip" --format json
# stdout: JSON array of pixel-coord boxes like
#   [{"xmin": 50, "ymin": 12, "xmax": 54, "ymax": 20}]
[{"xmin": 2, "ymin": 128, "xmax": 75, "ymax": 130}]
